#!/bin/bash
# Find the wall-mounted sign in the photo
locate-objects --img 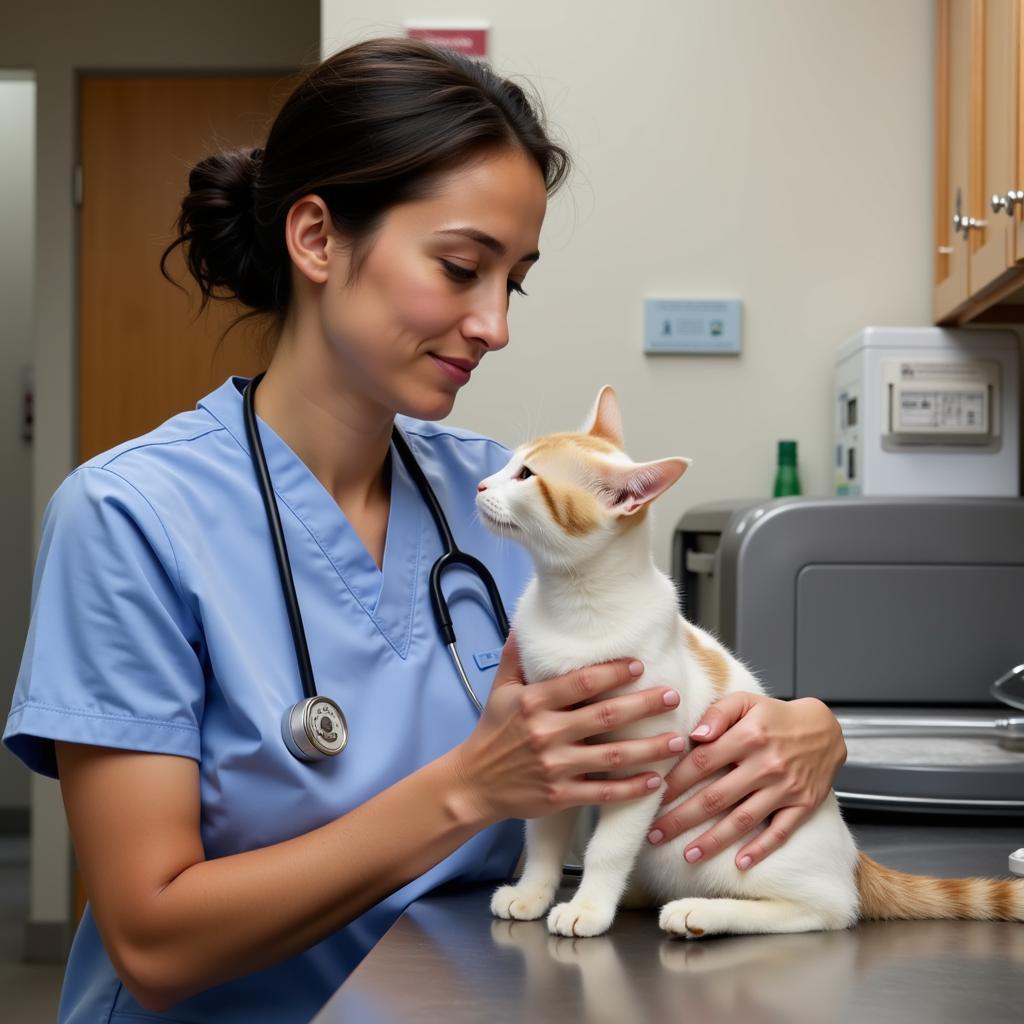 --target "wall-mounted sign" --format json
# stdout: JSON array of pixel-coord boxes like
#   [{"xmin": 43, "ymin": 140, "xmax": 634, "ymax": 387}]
[
  {"xmin": 405, "ymin": 23, "xmax": 490, "ymax": 58},
  {"xmin": 643, "ymin": 298, "xmax": 742, "ymax": 355}
]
